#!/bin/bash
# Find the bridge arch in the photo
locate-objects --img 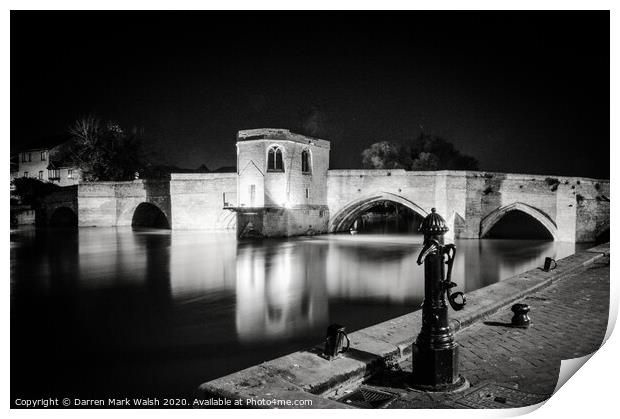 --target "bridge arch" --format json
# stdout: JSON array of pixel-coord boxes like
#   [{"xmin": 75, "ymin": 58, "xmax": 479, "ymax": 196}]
[
  {"xmin": 49, "ymin": 206, "xmax": 78, "ymax": 227},
  {"xmin": 131, "ymin": 202, "xmax": 170, "ymax": 229},
  {"xmin": 480, "ymin": 202, "xmax": 558, "ymax": 240},
  {"xmin": 329, "ymin": 192, "xmax": 428, "ymax": 233}
]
